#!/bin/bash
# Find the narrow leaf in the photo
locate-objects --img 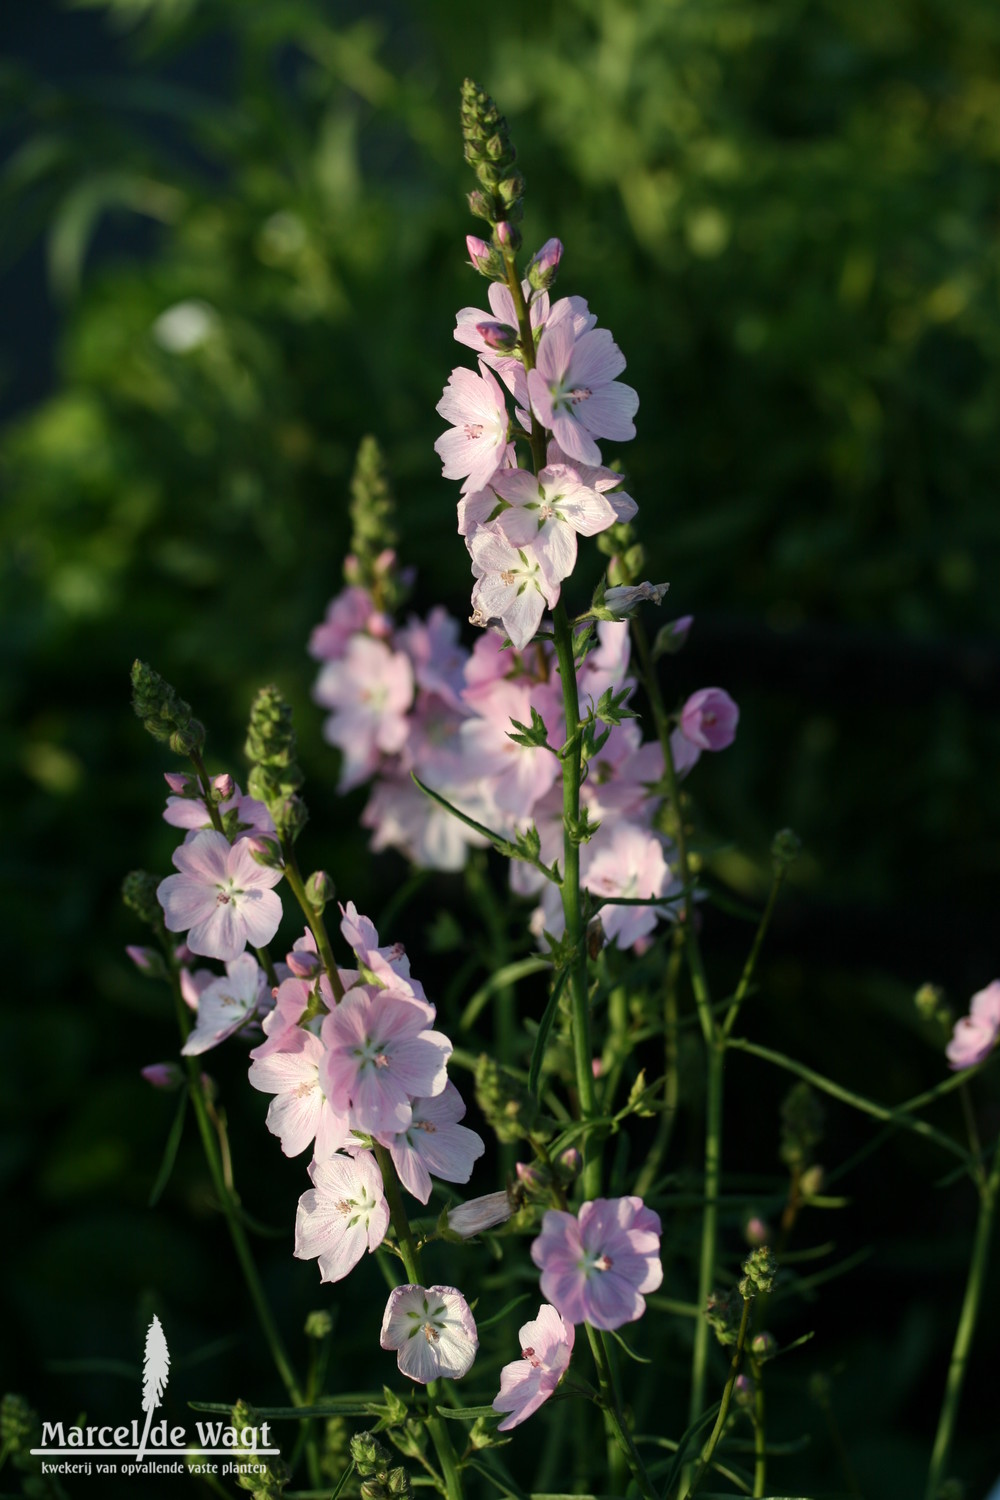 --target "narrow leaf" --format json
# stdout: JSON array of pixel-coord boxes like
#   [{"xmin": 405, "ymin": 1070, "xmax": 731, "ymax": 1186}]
[{"xmin": 148, "ymin": 1090, "xmax": 188, "ymax": 1208}]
